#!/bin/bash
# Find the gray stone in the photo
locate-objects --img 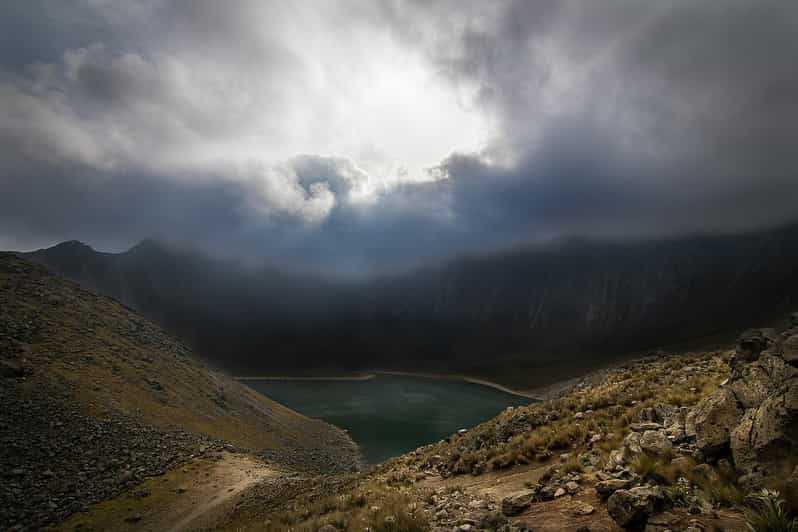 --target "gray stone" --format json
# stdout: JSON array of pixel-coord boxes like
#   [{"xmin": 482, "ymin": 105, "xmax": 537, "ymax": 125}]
[
  {"xmin": 596, "ymin": 478, "xmax": 634, "ymax": 498},
  {"xmin": 607, "ymin": 486, "xmax": 666, "ymax": 528},
  {"xmin": 644, "ymin": 511, "xmax": 680, "ymax": 532},
  {"xmin": 730, "ymin": 380, "xmax": 798, "ymax": 478},
  {"xmin": 623, "ymin": 431, "xmax": 643, "ymax": 455},
  {"xmin": 606, "ymin": 449, "xmax": 625, "ymax": 470},
  {"xmin": 692, "ymin": 388, "xmax": 743, "ymax": 457},
  {"xmin": 572, "ymin": 502, "xmax": 594, "ymax": 516},
  {"xmin": 501, "ymin": 490, "xmax": 535, "ymax": 516},
  {"xmin": 639, "ymin": 404, "xmax": 678, "ymax": 425},
  {"xmin": 640, "ymin": 430, "xmax": 673, "ymax": 456},
  {"xmin": 728, "ymin": 354, "xmax": 797, "ymax": 409}
]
